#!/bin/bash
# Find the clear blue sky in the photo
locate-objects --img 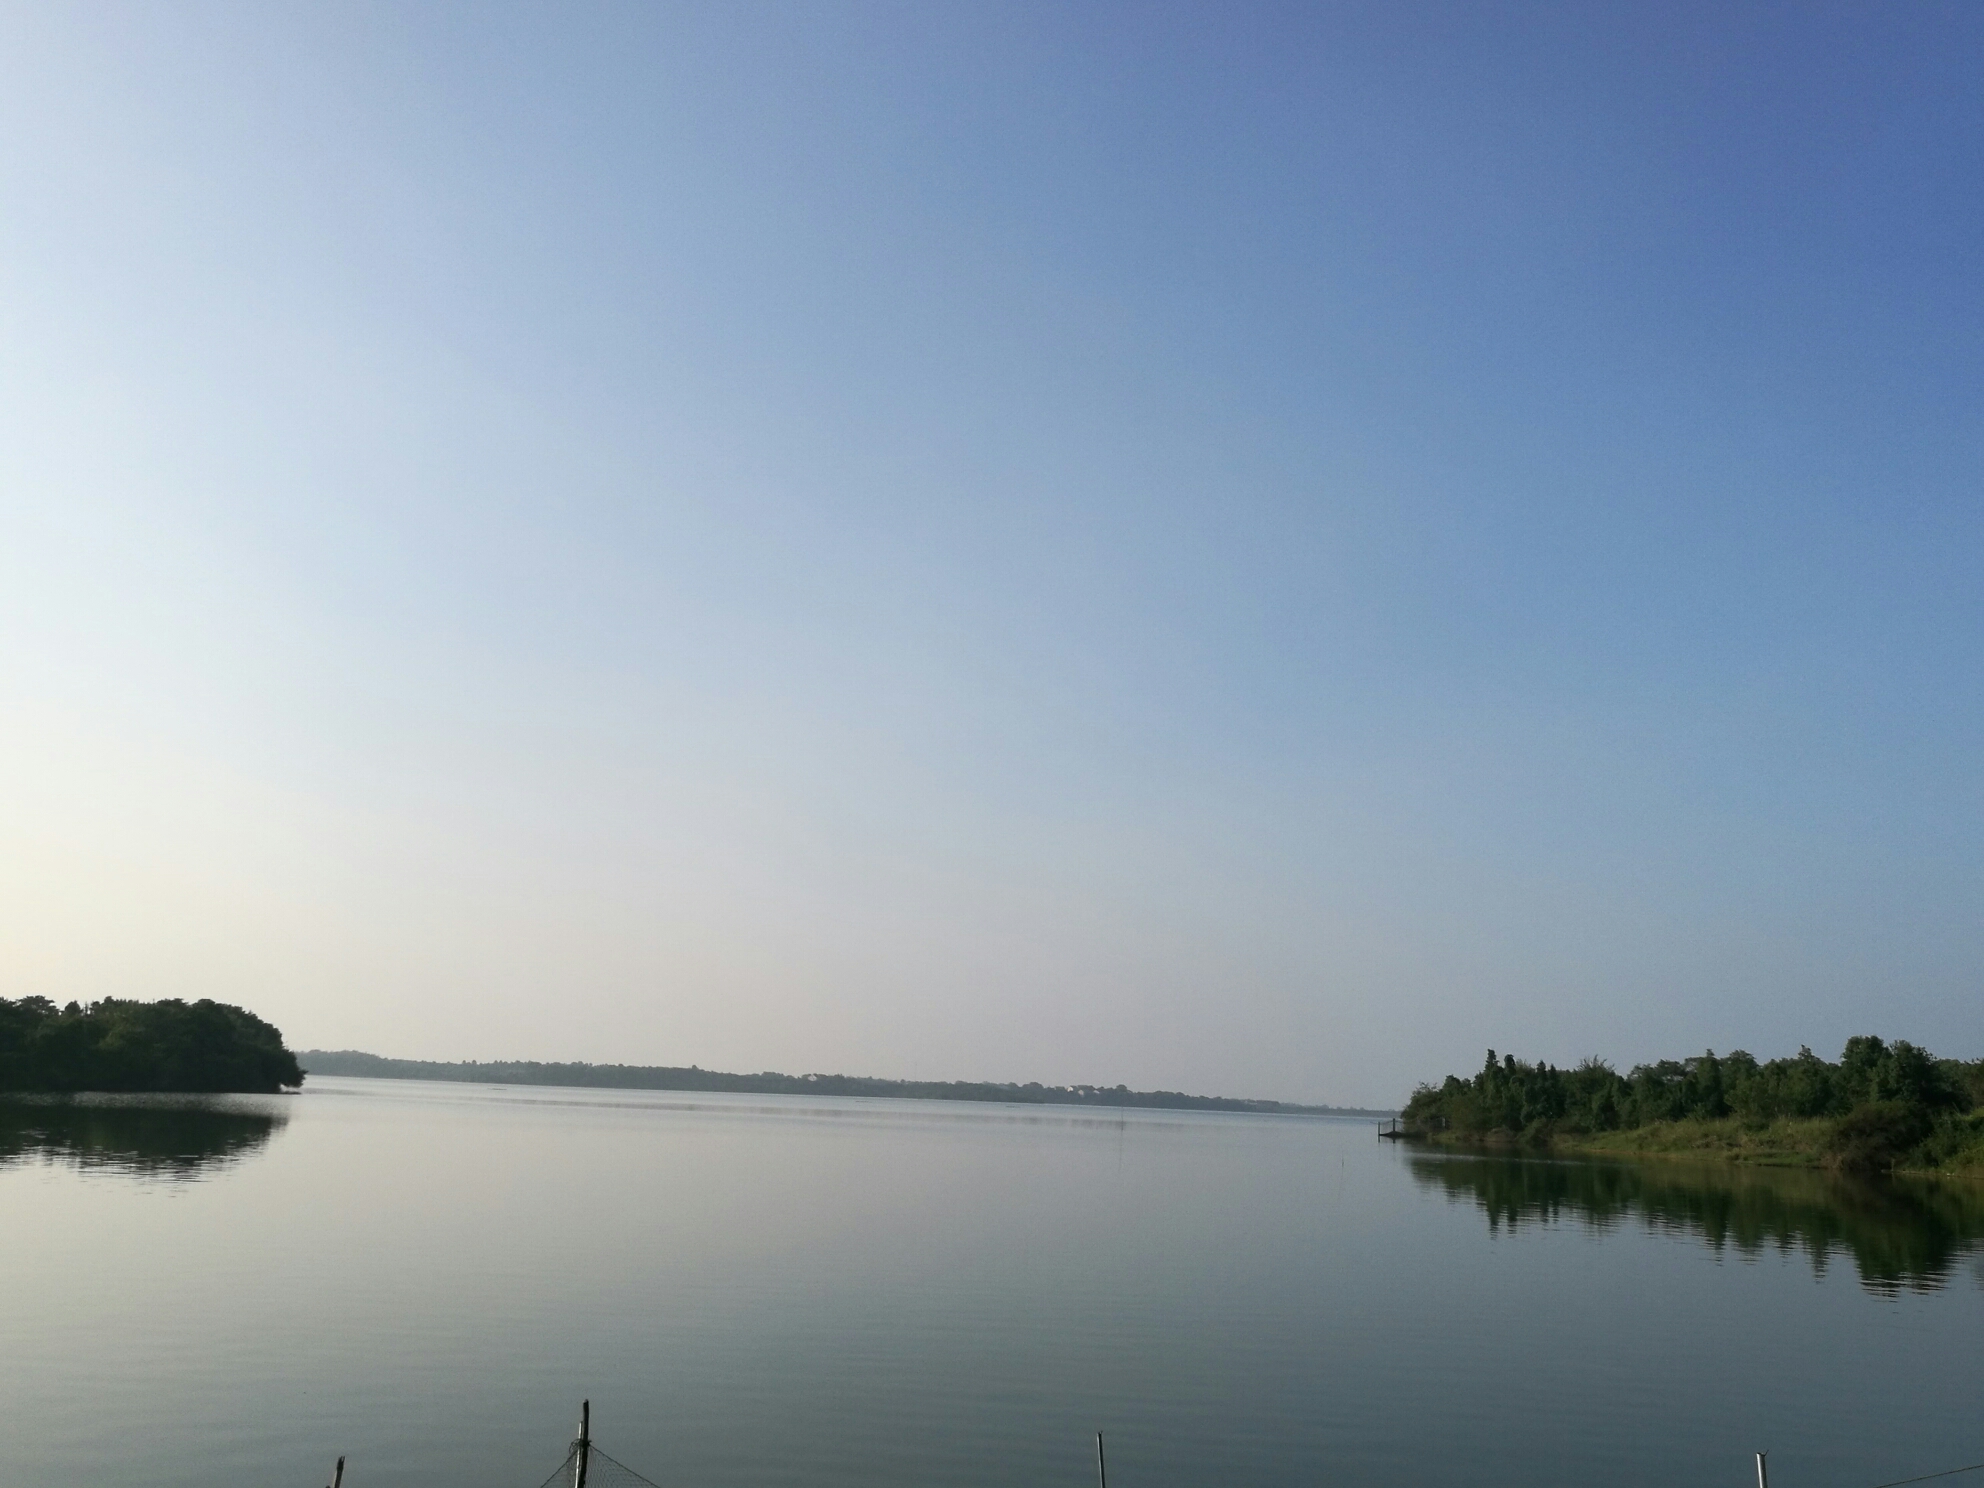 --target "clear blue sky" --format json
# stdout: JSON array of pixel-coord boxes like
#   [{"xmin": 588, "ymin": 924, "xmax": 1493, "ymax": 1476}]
[{"xmin": 1, "ymin": 3, "xmax": 1978, "ymax": 1104}]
